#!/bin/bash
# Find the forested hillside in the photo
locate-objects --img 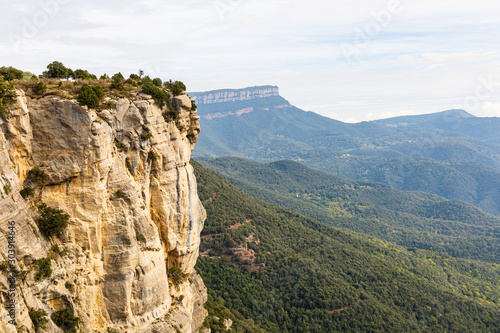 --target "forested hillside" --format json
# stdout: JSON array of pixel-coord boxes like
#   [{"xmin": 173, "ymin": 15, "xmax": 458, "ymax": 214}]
[
  {"xmin": 193, "ymin": 161, "xmax": 500, "ymax": 333},
  {"xmin": 197, "ymin": 157, "xmax": 500, "ymax": 264}
]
